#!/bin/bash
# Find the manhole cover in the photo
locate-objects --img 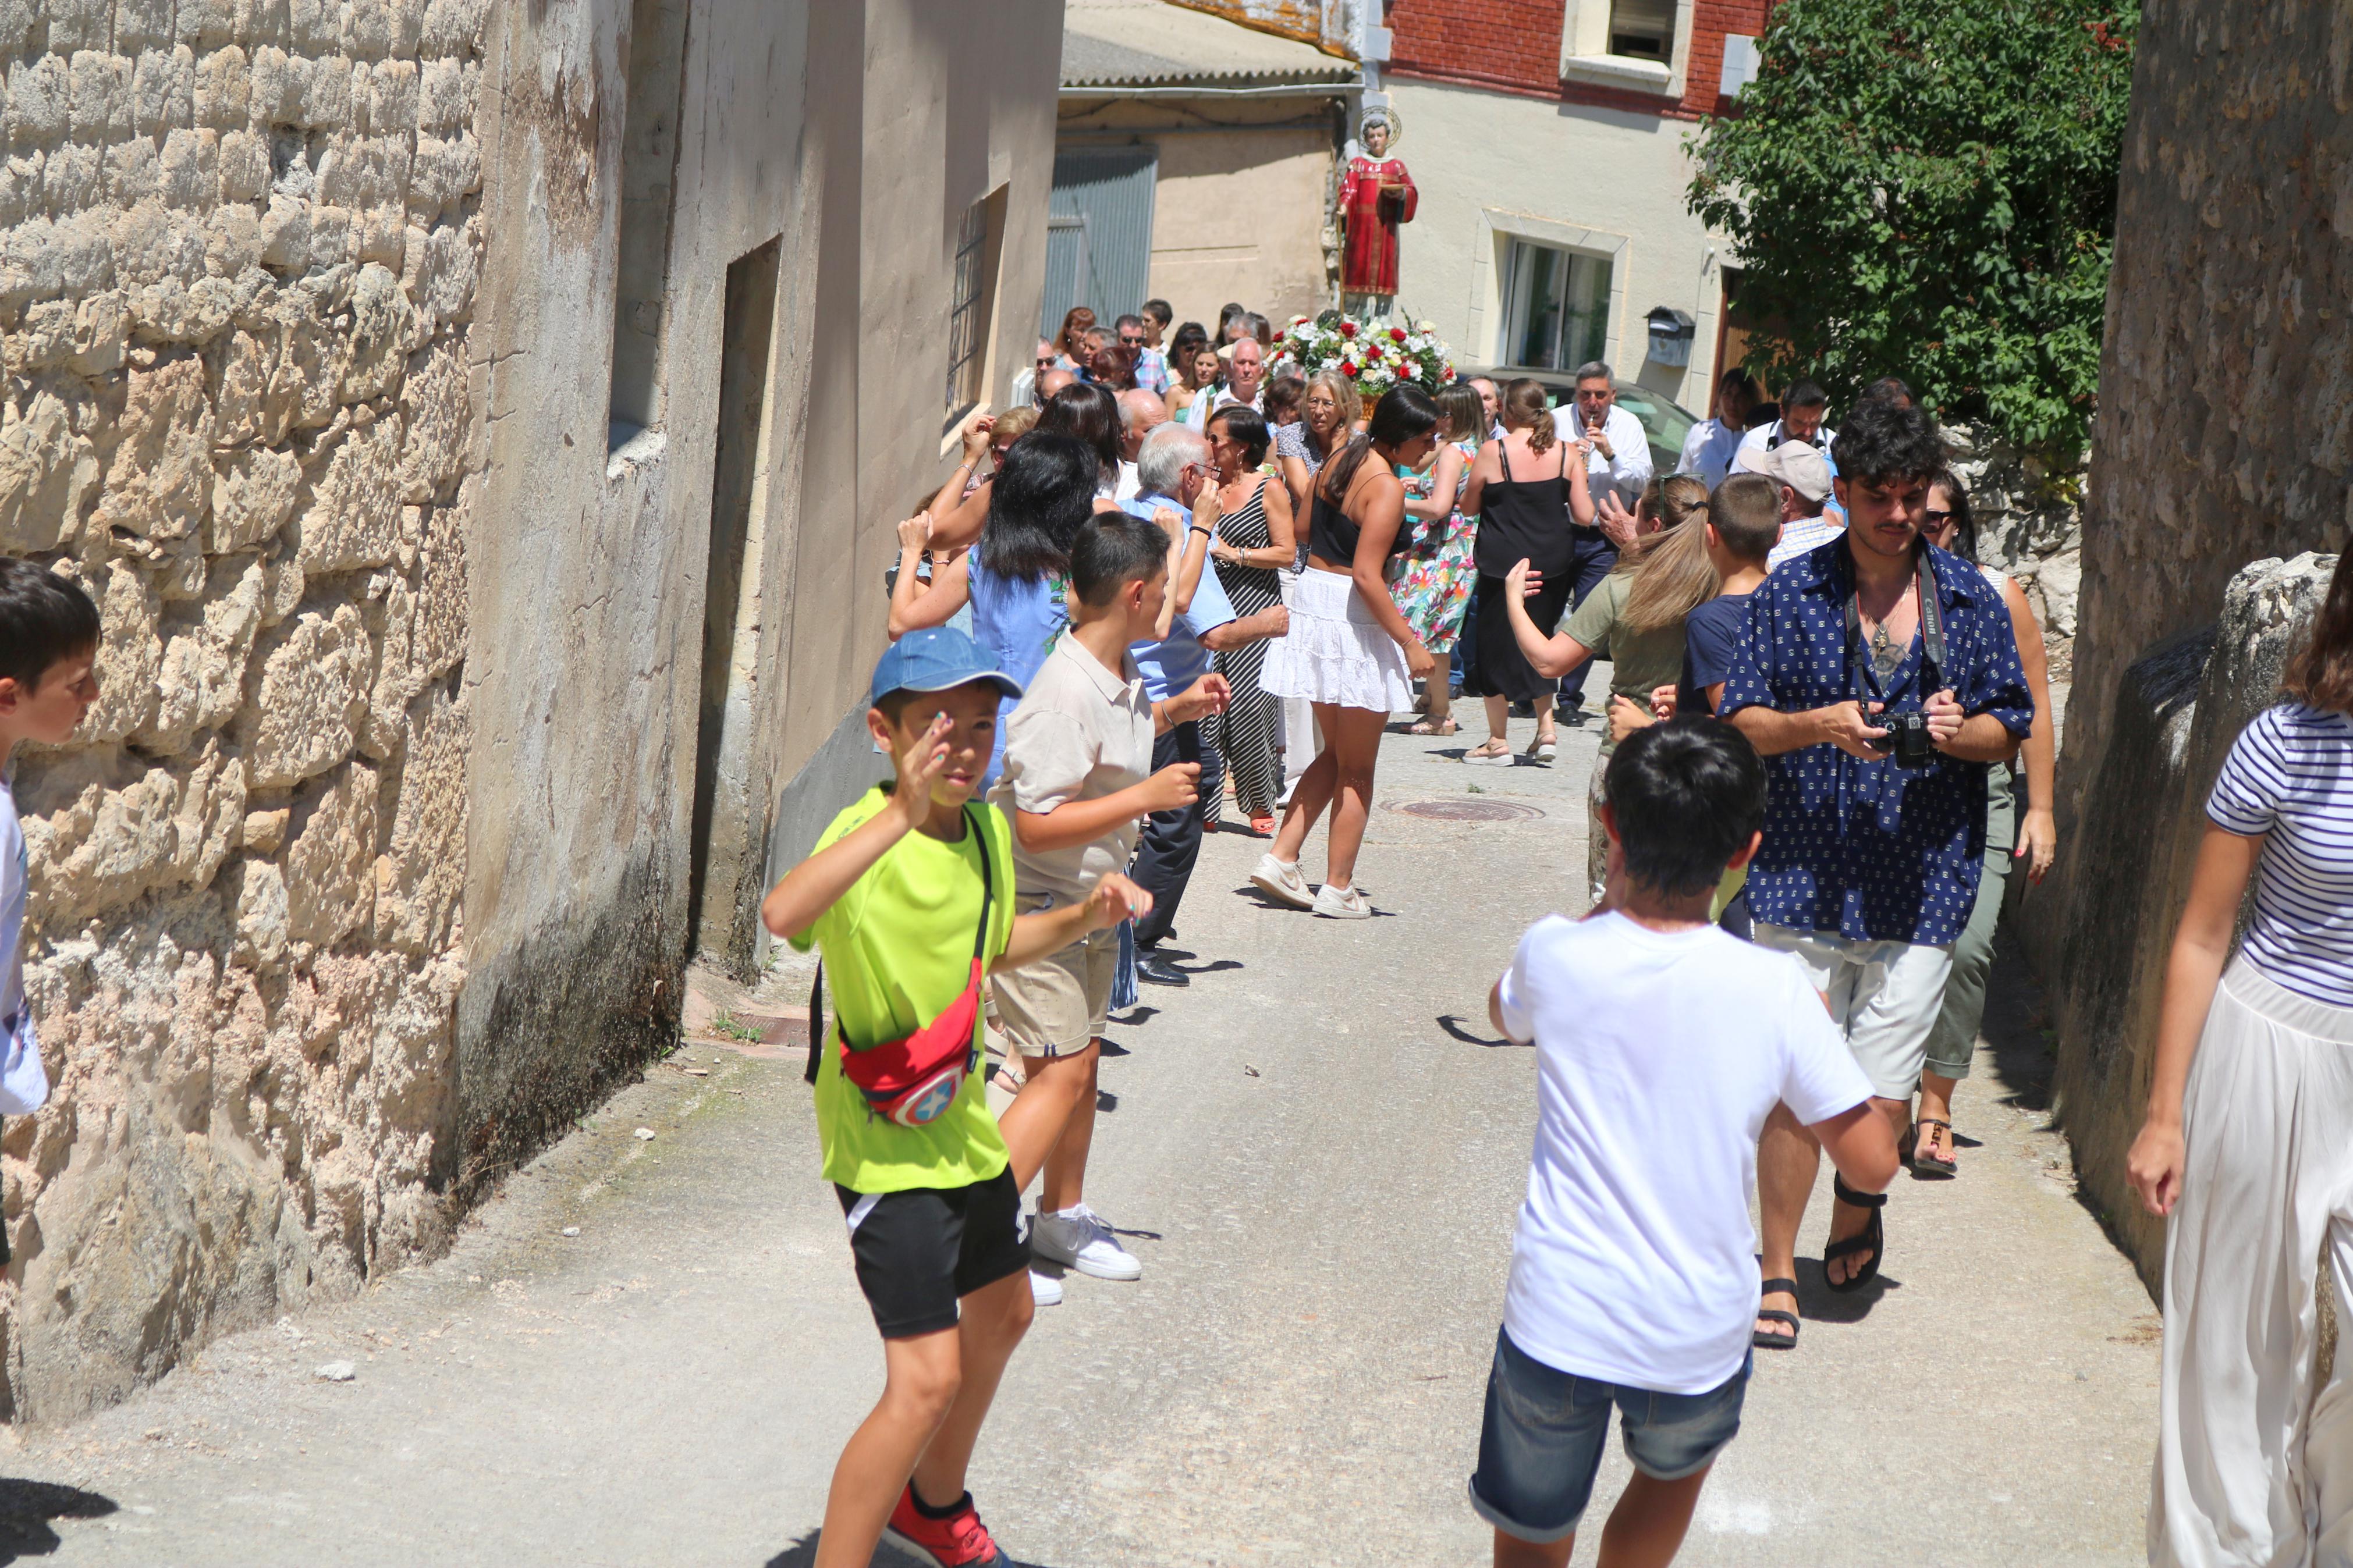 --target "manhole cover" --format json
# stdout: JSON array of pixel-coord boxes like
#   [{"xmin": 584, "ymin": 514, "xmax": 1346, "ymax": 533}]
[{"xmin": 1392, "ymin": 798, "xmax": 1544, "ymax": 823}]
